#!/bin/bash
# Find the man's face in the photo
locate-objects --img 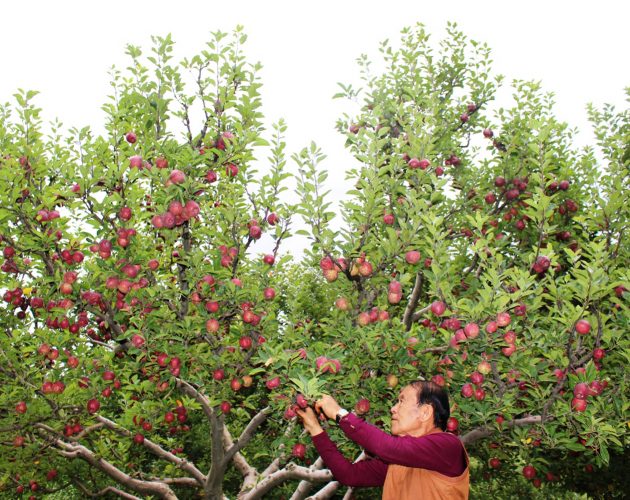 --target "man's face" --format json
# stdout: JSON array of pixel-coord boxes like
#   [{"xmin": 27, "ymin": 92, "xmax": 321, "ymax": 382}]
[{"xmin": 390, "ymin": 385, "xmax": 426, "ymax": 437}]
